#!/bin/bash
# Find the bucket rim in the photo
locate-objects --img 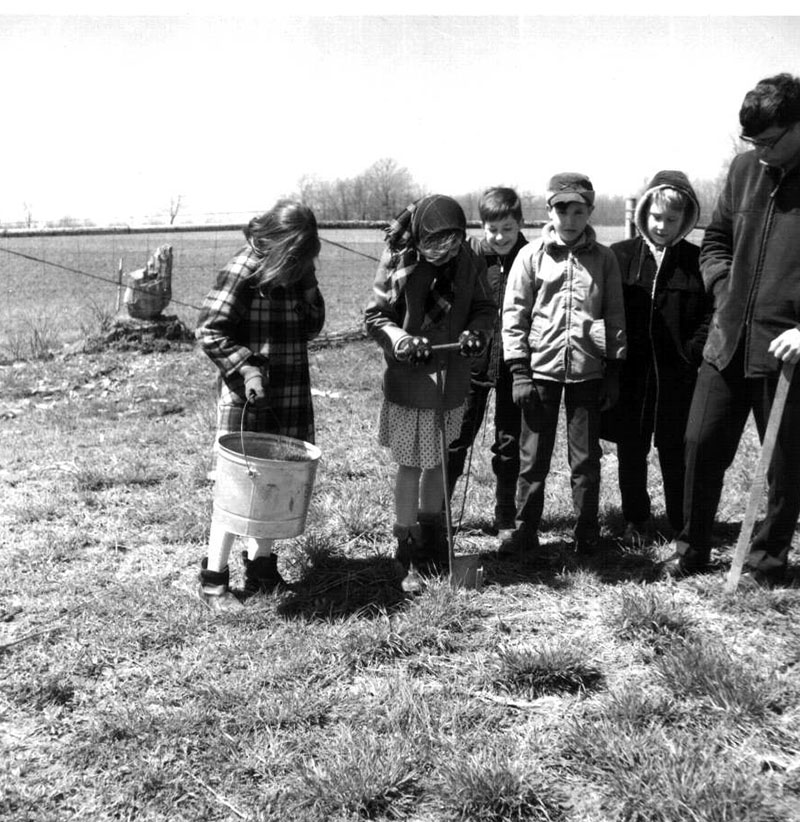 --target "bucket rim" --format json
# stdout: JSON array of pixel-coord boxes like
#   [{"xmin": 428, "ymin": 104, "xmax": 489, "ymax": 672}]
[{"xmin": 217, "ymin": 431, "xmax": 321, "ymax": 462}]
